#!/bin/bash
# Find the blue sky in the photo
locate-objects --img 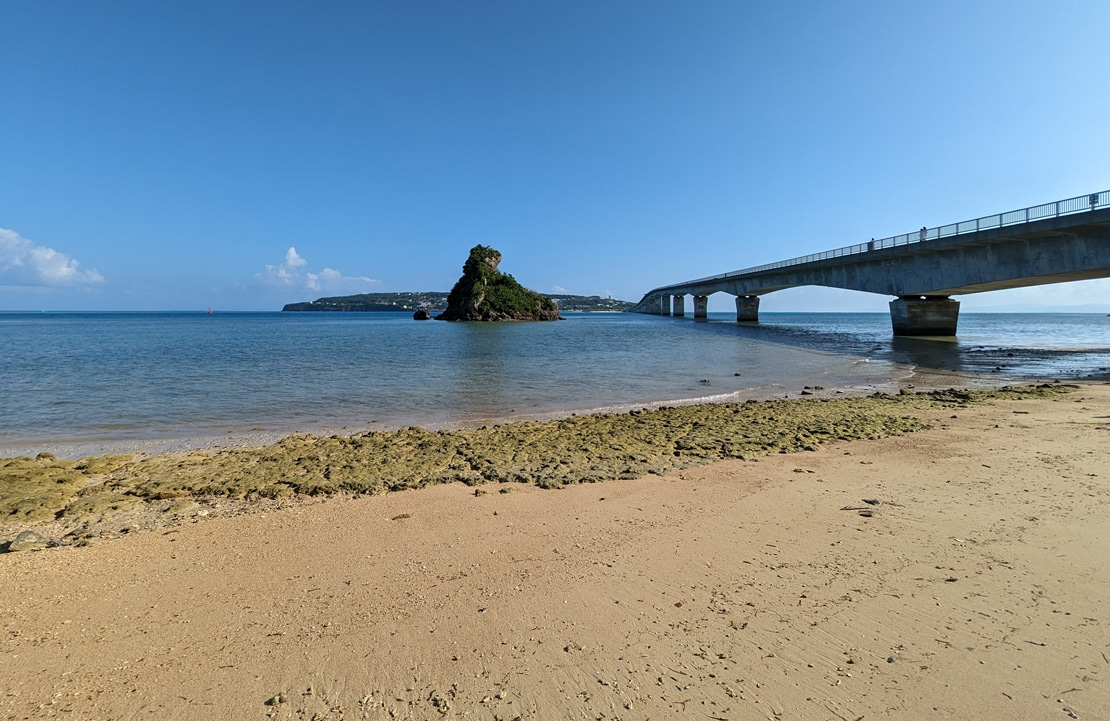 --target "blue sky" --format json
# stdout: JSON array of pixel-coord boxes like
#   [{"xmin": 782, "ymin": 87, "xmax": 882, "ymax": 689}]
[{"xmin": 2, "ymin": 1, "xmax": 1108, "ymax": 311}]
